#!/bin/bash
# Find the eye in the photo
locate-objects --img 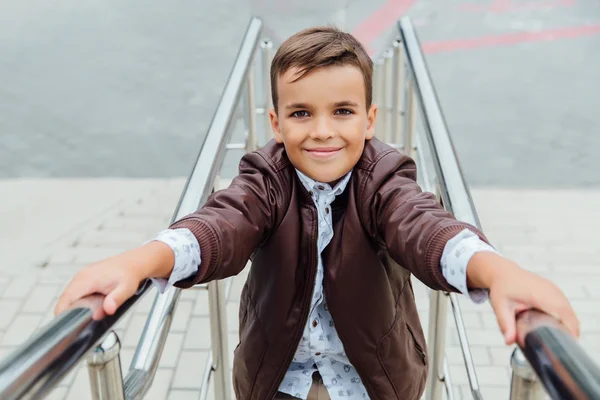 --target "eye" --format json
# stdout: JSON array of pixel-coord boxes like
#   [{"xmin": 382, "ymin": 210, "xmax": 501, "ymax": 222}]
[
  {"xmin": 291, "ymin": 110, "xmax": 310, "ymax": 118},
  {"xmin": 335, "ymin": 108, "xmax": 354, "ymax": 115}
]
